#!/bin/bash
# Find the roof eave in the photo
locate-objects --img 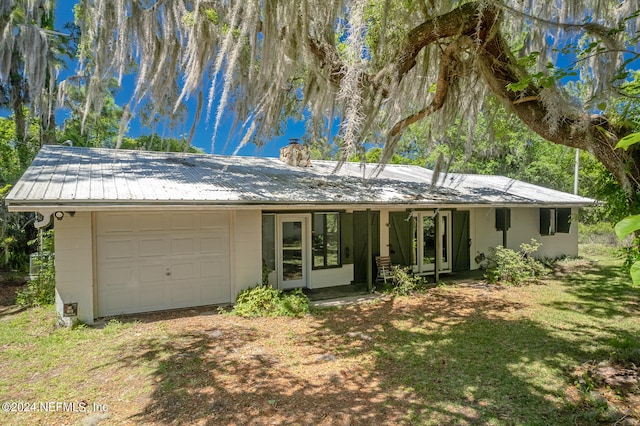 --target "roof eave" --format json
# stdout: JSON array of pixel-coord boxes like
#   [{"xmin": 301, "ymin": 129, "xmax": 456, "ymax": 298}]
[{"xmin": 6, "ymin": 199, "xmax": 601, "ymax": 213}]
